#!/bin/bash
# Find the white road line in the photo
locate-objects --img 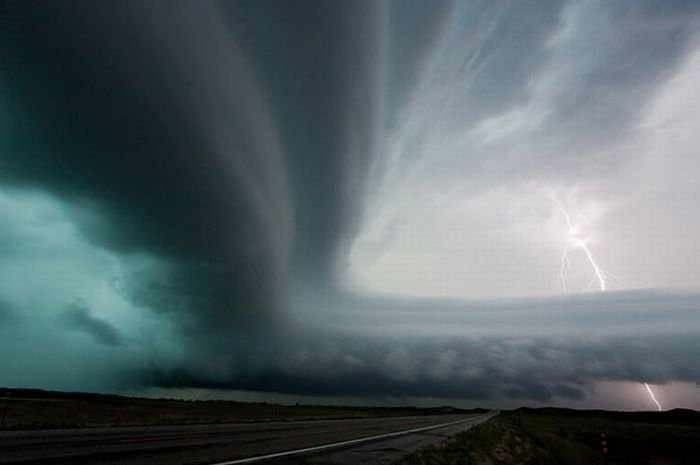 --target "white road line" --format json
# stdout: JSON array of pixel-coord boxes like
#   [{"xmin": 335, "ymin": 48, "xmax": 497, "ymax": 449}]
[{"xmin": 210, "ymin": 413, "xmax": 494, "ymax": 465}]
